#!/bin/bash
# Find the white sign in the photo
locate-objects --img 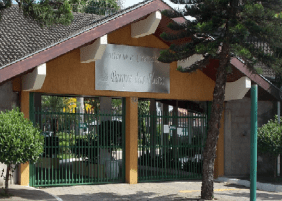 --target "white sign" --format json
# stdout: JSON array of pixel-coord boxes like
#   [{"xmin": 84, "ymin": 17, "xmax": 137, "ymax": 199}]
[{"xmin": 95, "ymin": 44, "xmax": 170, "ymax": 93}]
